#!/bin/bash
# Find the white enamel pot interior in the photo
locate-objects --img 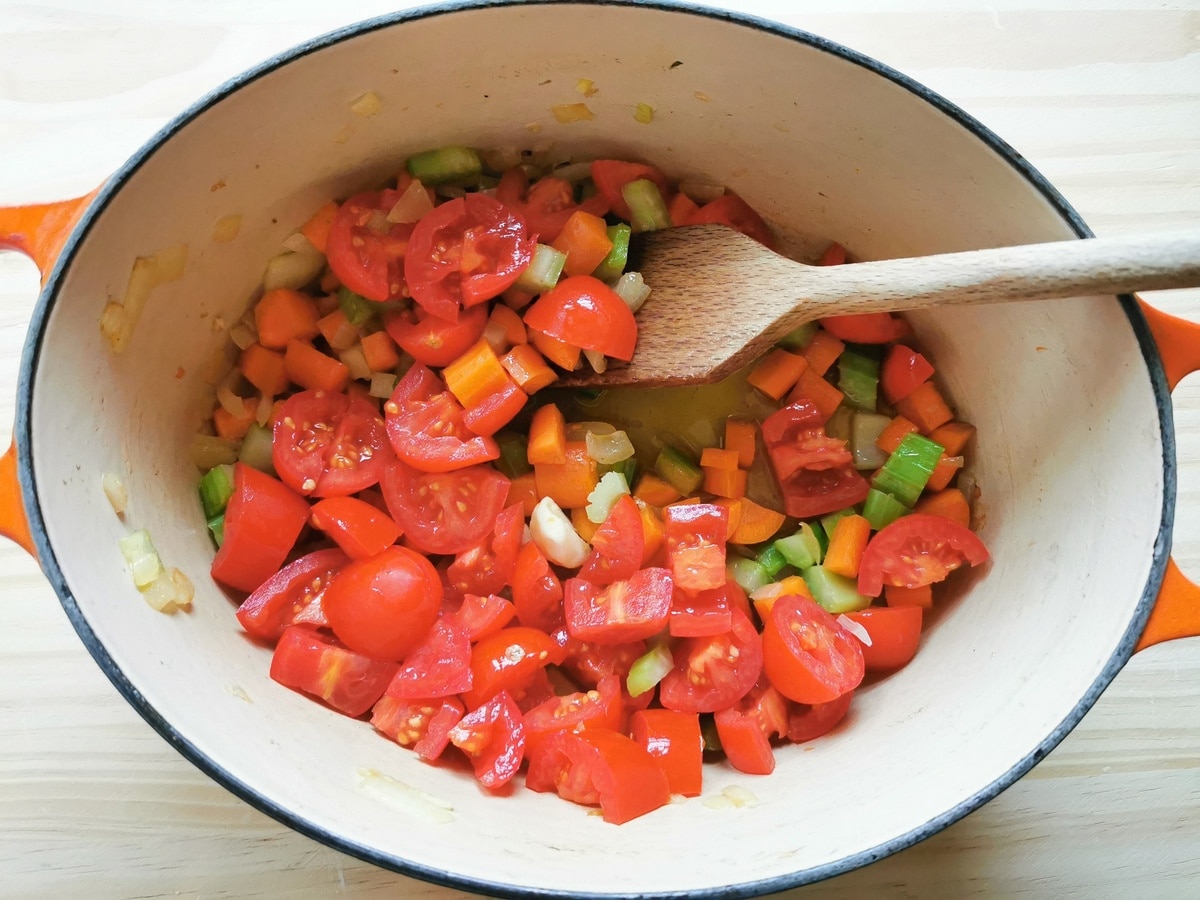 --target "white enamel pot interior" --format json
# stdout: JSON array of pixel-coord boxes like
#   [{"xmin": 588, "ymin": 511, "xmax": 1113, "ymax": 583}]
[{"xmin": 14, "ymin": 2, "xmax": 1174, "ymax": 897}]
